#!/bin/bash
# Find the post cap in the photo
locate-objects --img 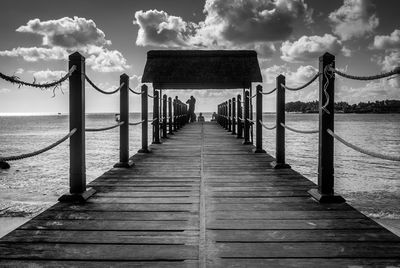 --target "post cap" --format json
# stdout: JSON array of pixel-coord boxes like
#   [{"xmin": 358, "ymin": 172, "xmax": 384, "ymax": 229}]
[
  {"xmin": 256, "ymin": 84, "xmax": 262, "ymax": 90},
  {"xmin": 141, "ymin": 84, "xmax": 148, "ymax": 89},
  {"xmin": 320, "ymin": 52, "xmax": 335, "ymax": 62},
  {"xmin": 69, "ymin": 51, "xmax": 85, "ymax": 60},
  {"xmin": 120, "ymin": 73, "xmax": 129, "ymax": 79}
]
